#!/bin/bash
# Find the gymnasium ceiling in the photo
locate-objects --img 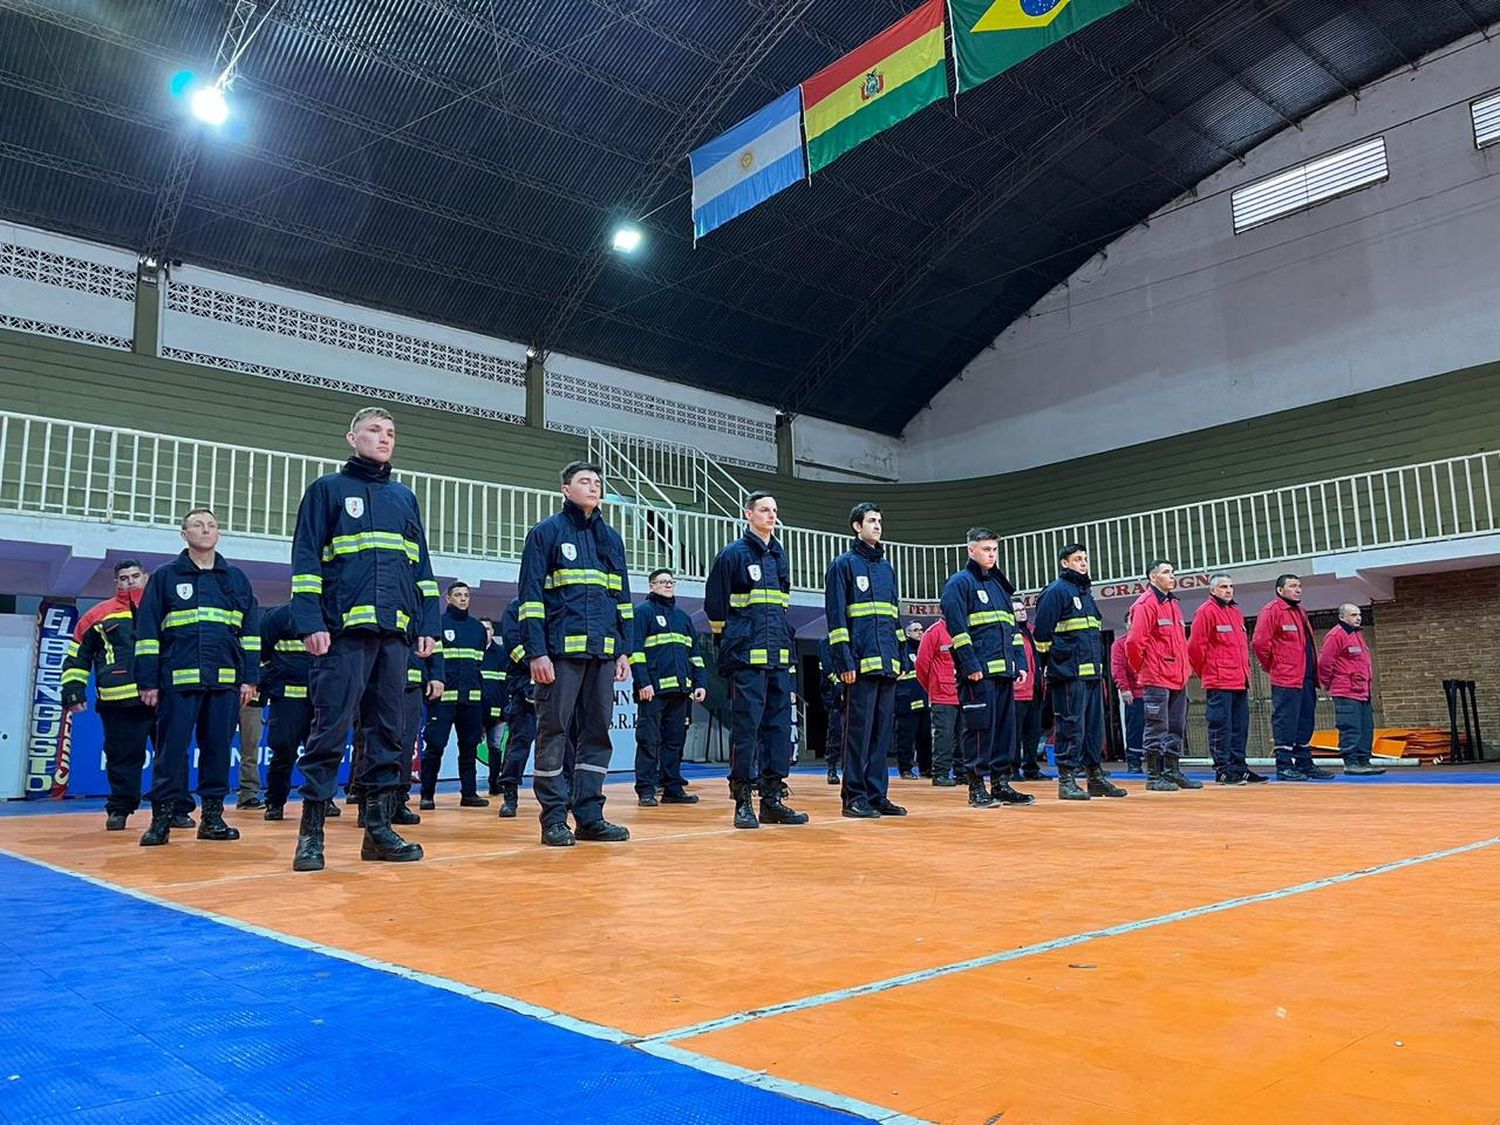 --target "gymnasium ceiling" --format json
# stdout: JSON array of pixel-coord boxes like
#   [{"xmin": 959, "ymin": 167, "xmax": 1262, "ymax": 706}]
[{"xmin": 0, "ymin": 0, "xmax": 1495, "ymax": 434}]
